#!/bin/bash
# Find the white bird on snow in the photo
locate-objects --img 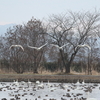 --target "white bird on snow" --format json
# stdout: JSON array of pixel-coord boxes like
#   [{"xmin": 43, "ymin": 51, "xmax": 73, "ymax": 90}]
[
  {"xmin": 82, "ymin": 80, "xmax": 85, "ymax": 85},
  {"xmin": 47, "ymin": 80, "xmax": 56, "ymax": 91},
  {"xmin": 76, "ymin": 44, "xmax": 91, "ymax": 50},
  {"xmin": 51, "ymin": 44, "xmax": 67, "ymax": 50},
  {"xmin": 76, "ymin": 80, "xmax": 80, "ymax": 85},
  {"xmin": 28, "ymin": 43, "xmax": 47, "ymax": 50},
  {"xmin": 28, "ymin": 79, "xmax": 32, "ymax": 84},
  {"xmin": 9, "ymin": 45, "xmax": 24, "ymax": 51},
  {"xmin": 38, "ymin": 81, "xmax": 44, "ymax": 88},
  {"xmin": 13, "ymin": 79, "xmax": 19, "ymax": 86},
  {"xmin": 36, "ymin": 80, "xmax": 40, "ymax": 84}
]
